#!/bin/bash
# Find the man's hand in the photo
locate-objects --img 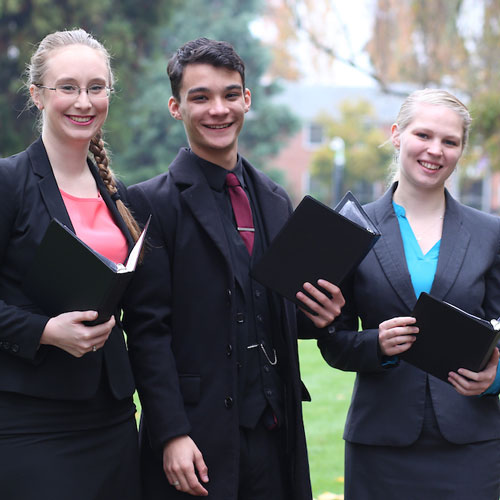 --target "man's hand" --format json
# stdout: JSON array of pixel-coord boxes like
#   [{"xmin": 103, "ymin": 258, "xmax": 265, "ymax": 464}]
[
  {"xmin": 163, "ymin": 435, "xmax": 209, "ymax": 496},
  {"xmin": 296, "ymin": 279, "xmax": 345, "ymax": 328}
]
